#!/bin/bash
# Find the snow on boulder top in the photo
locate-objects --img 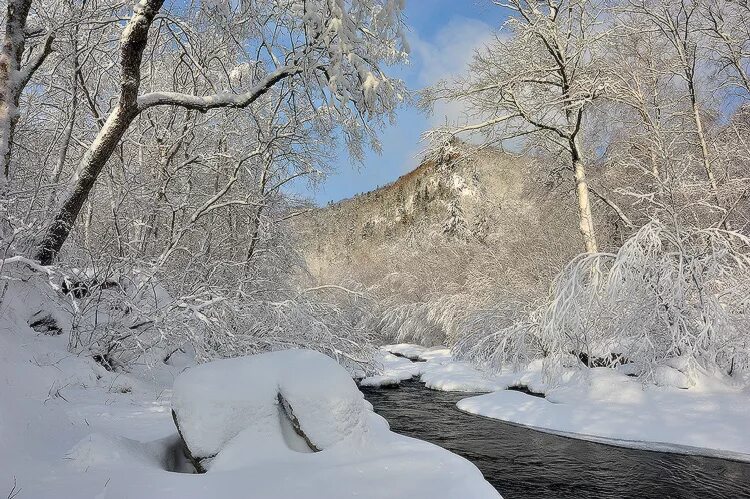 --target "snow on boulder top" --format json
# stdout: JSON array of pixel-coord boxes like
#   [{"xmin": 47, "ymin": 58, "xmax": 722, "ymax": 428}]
[{"xmin": 171, "ymin": 349, "xmax": 367, "ymax": 460}]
